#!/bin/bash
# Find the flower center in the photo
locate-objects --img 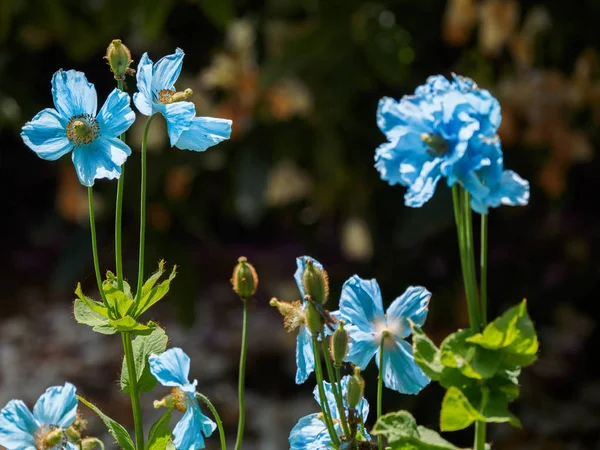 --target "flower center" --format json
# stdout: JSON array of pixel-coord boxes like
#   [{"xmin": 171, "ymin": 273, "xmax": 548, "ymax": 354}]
[
  {"xmin": 373, "ymin": 316, "xmax": 404, "ymax": 348},
  {"xmin": 421, "ymin": 132, "xmax": 448, "ymax": 156},
  {"xmin": 157, "ymin": 88, "xmax": 193, "ymax": 104},
  {"xmin": 66, "ymin": 114, "xmax": 99, "ymax": 146},
  {"xmin": 34, "ymin": 425, "xmax": 66, "ymax": 450},
  {"xmin": 171, "ymin": 387, "xmax": 189, "ymax": 412}
]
